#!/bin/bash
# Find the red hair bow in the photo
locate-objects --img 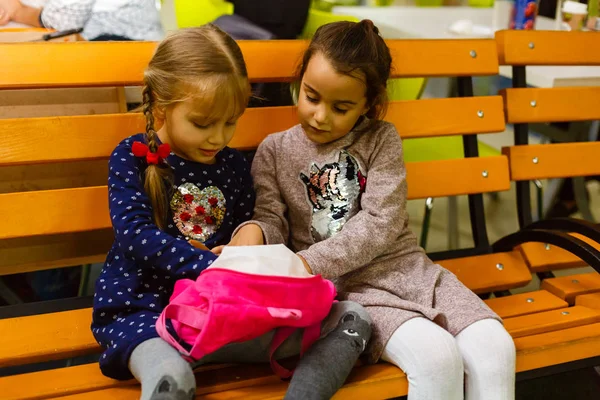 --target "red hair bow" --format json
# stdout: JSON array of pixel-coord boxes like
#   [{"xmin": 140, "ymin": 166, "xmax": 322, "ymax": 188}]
[{"xmin": 132, "ymin": 141, "xmax": 171, "ymax": 165}]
